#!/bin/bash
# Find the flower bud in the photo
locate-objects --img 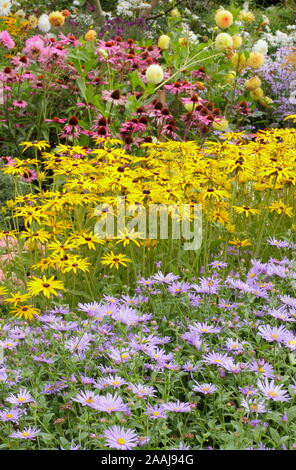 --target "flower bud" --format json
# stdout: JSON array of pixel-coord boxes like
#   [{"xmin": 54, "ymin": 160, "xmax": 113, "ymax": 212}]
[
  {"xmin": 171, "ymin": 8, "xmax": 181, "ymax": 18},
  {"xmin": 85, "ymin": 30, "xmax": 97, "ymax": 41},
  {"xmin": 145, "ymin": 64, "xmax": 164, "ymax": 85},
  {"xmin": 245, "ymin": 76, "xmax": 262, "ymax": 91},
  {"xmin": 250, "ymin": 87, "xmax": 264, "ymax": 100},
  {"xmin": 225, "ymin": 71, "xmax": 236, "ymax": 83},
  {"xmin": 230, "ymin": 52, "xmax": 246, "ymax": 71},
  {"xmin": 49, "ymin": 11, "xmax": 65, "ymax": 27},
  {"xmin": 232, "ymin": 35, "xmax": 242, "ymax": 49},
  {"xmin": 215, "ymin": 33, "xmax": 233, "ymax": 51},
  {"xmin": 178, "ymin": 37, "xmax": 188, "ymax": 47},
  {"xmin": 213, "ymin": 118, "xmax": 229, "ymax": 131},
  {"xmin": 215, "ymin": 9, "xmax": 233, "ymax": 29},
  {"xmin": 247, "ymin": 51, "xmax": 265, "ymax": 69},
  {"xmin": 158, "ymin": 34, "xmax": 170, "ymax": 50}
]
